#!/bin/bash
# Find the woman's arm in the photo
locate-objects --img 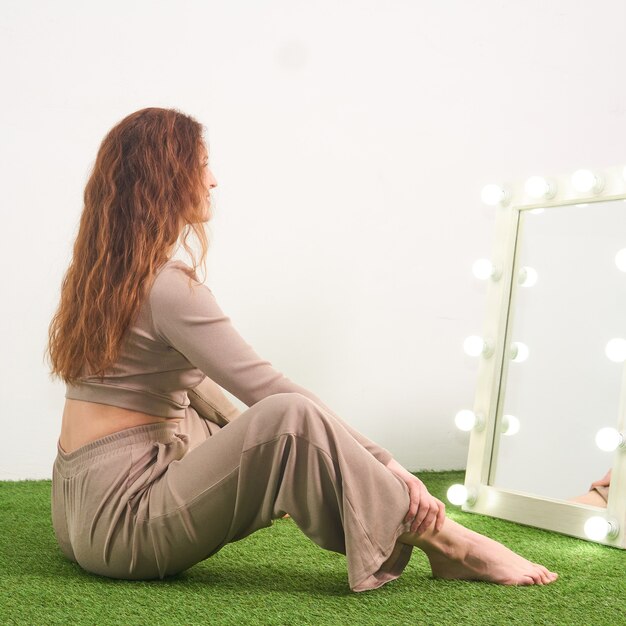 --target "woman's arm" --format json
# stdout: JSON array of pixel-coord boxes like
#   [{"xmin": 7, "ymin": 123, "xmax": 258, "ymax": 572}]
[
  {"xmin": 150, "ymin": 262, "xmax": 394, "ymax": 465},
  {"xmin": 188, "ymin": 375, "xmax": 242, "ymax": 427}
]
